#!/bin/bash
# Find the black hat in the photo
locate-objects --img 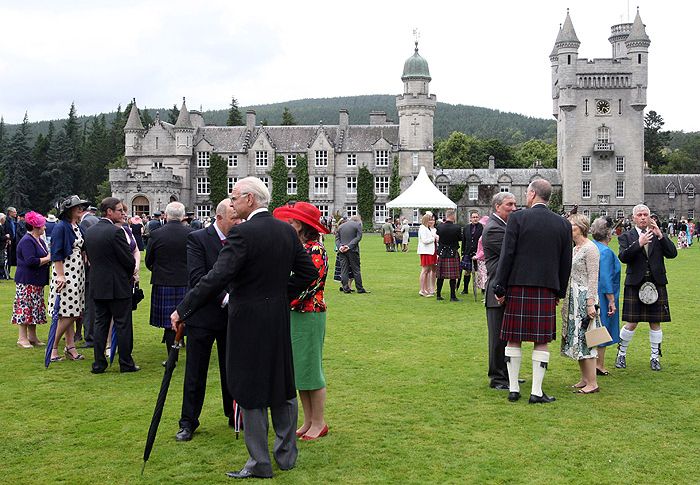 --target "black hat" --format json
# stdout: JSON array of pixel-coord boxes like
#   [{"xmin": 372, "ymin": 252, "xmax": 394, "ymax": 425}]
[{"xmin": 57, "ymin": 195, "xmax": 90, "ymax": 219}]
